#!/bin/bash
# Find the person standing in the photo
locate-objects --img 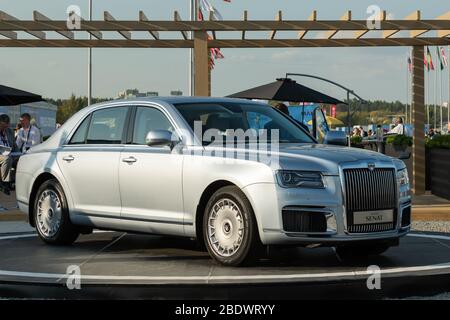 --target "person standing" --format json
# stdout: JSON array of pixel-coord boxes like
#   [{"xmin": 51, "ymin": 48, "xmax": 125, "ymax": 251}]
[
  {"xmin": 388, "ymin": 117, "xmax": 406, "ymax": 135},
  {"xmin": 16, "ymin": 113, "xmax": 41, "ymax": 153},
  {"xmin": 0, "ymin": 114, "xmax": 17, "ymax": 195},
  {"xmin": 272, "ymin": 103, "xmax": 310, "ymax": 132}
]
